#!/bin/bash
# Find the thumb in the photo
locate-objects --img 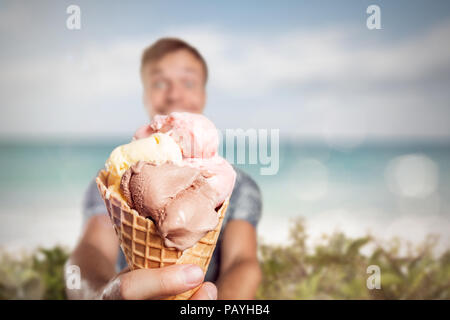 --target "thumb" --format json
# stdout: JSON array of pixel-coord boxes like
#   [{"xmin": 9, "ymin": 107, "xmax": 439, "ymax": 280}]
[{"xmin": 117, "ymin": 264, "xmax": 204, "ymax": 300}]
